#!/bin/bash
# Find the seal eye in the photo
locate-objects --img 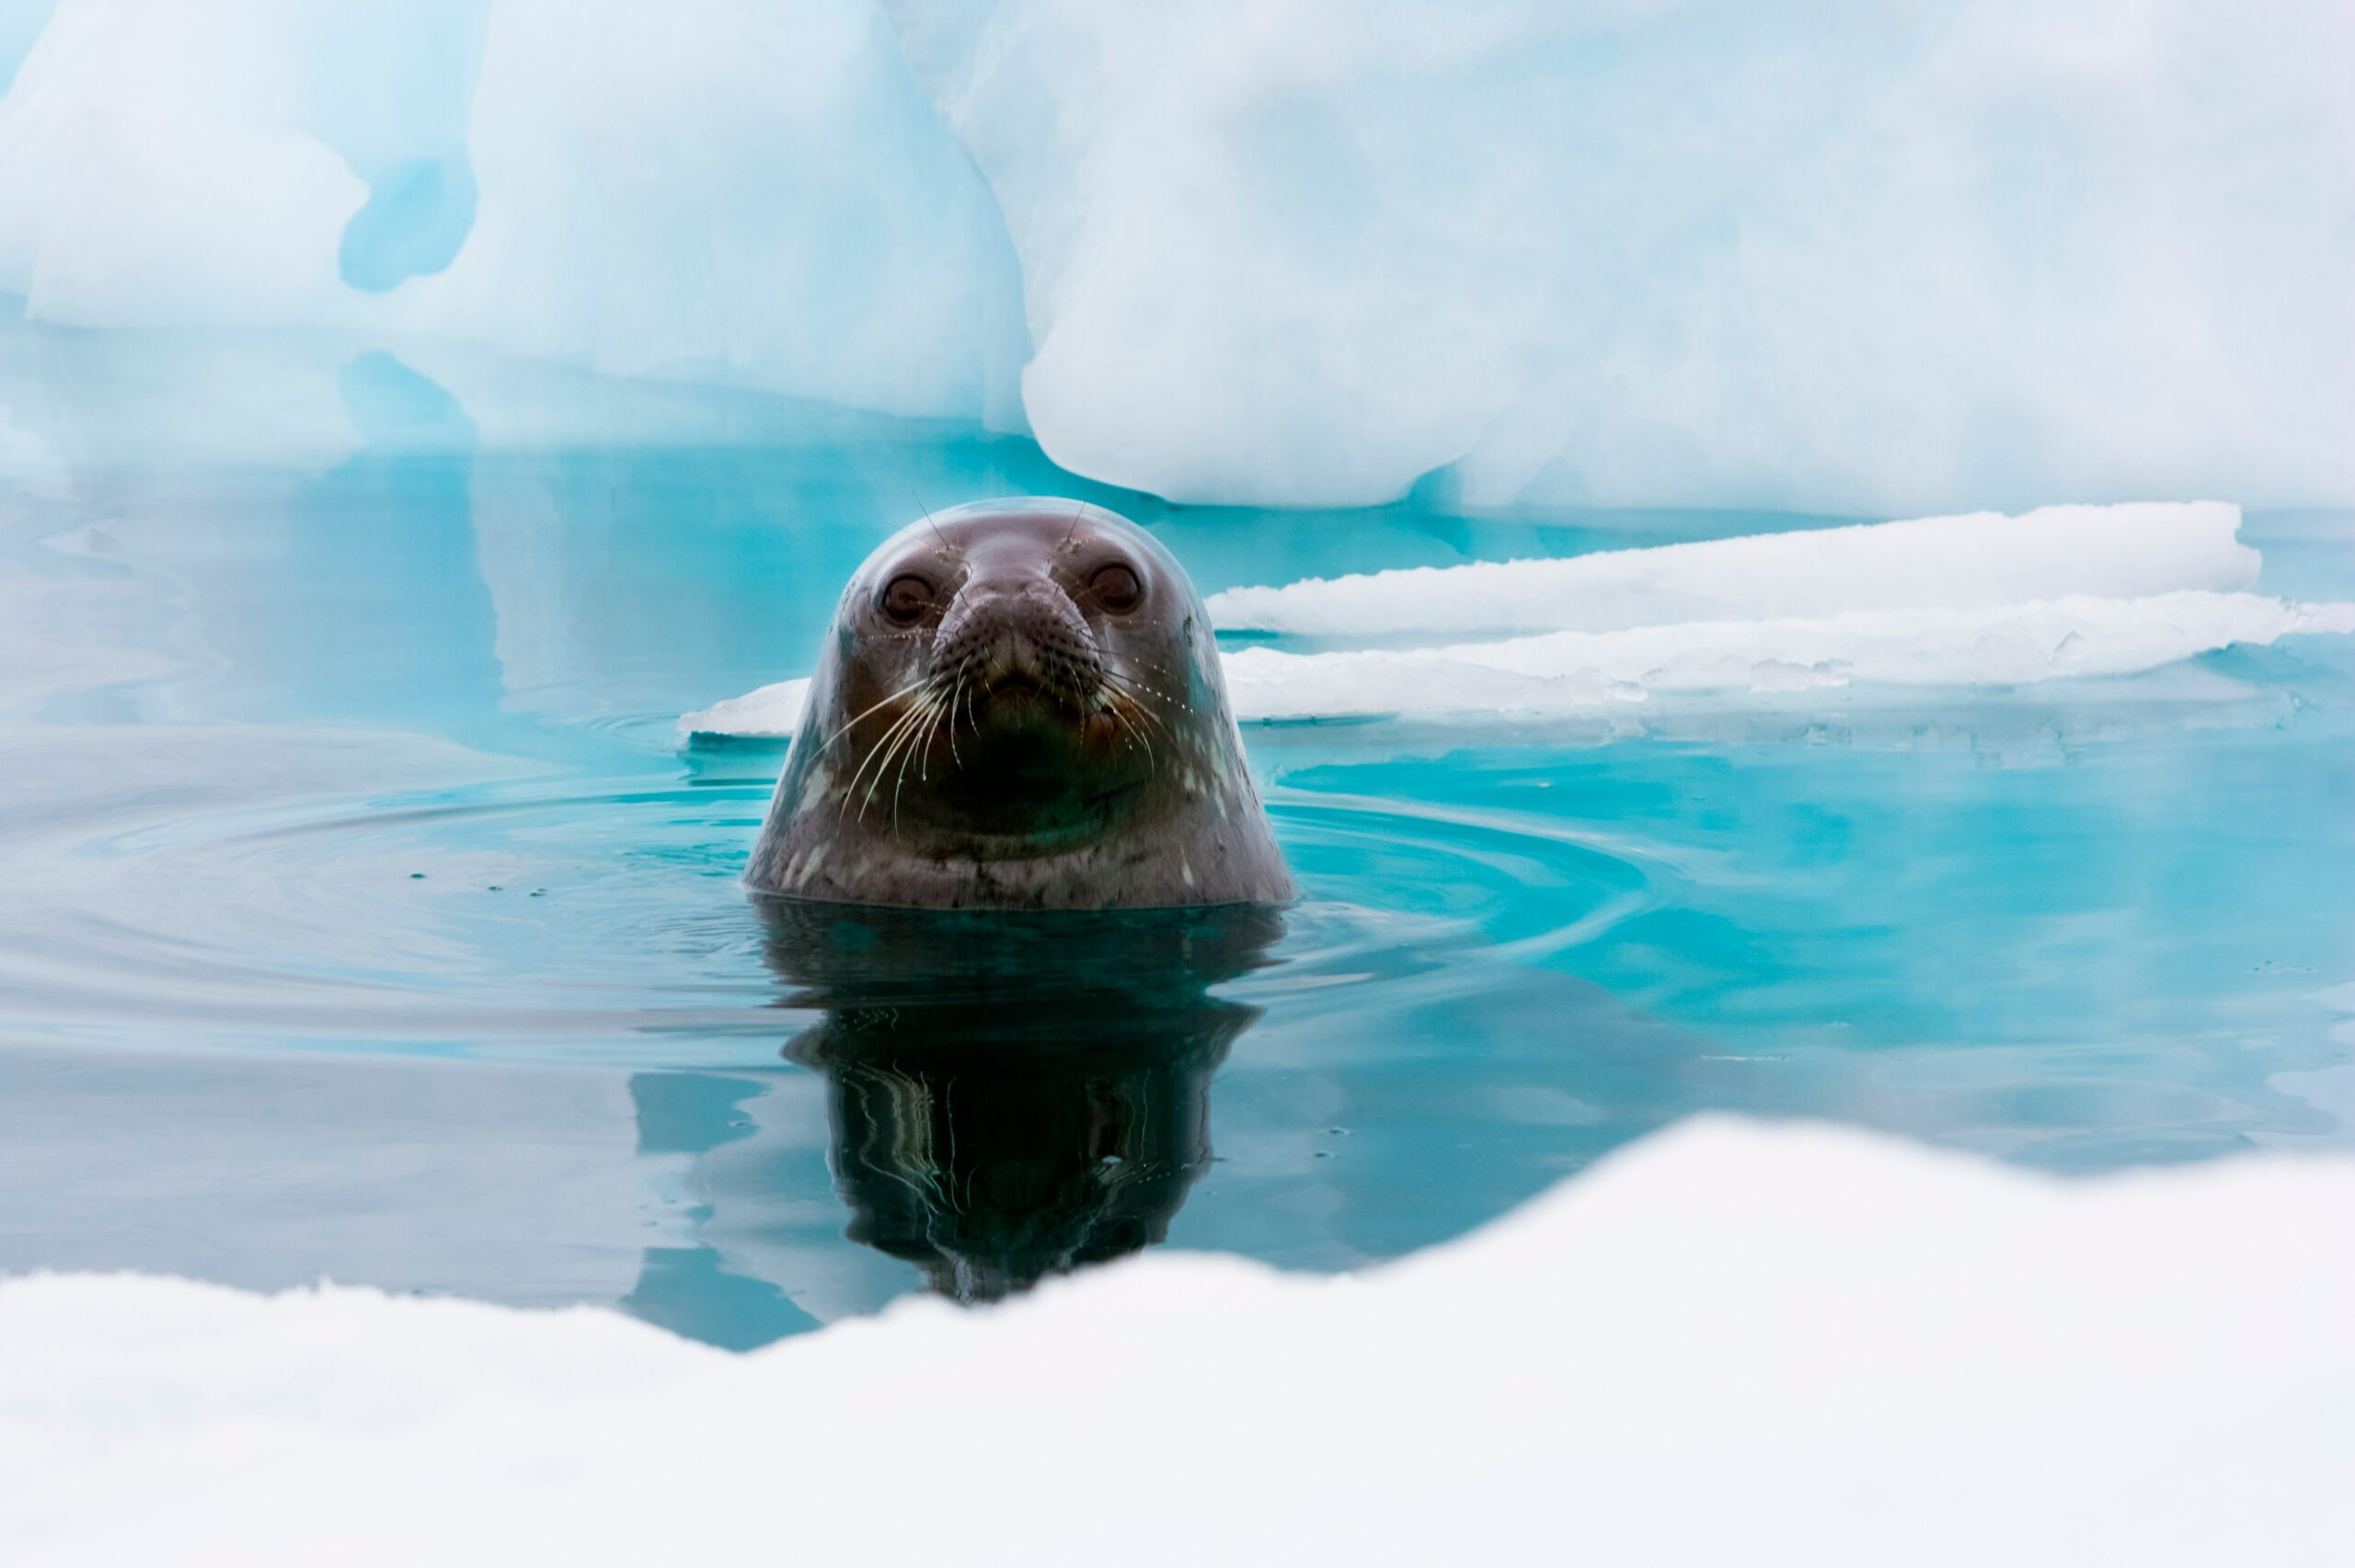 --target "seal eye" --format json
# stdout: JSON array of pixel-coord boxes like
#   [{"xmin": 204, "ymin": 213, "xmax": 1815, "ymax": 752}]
[
  {"xmin": 879, "ymin": 574, "xmax": 935, "ymax": 626},
  {"xmin": 1089, "ymin": 563, "xmax": 1143, "ymax": 615}
]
